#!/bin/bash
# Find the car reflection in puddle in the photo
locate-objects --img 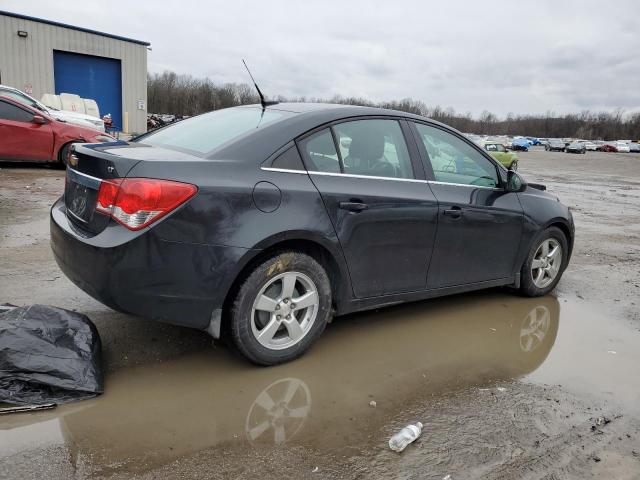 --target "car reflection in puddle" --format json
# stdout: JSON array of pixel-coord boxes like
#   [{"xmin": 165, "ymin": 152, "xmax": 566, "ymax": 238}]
[
  {"xmin": 0, "ymin": 293, "xmax": 560, "ymax": 473},
  {"xmin": 519, "ymin": 304, "xmax": 551, "ymax": 353},
  {"xmin": 246, "ymin": 377, "xmax": 312, "ymax": 445}
]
